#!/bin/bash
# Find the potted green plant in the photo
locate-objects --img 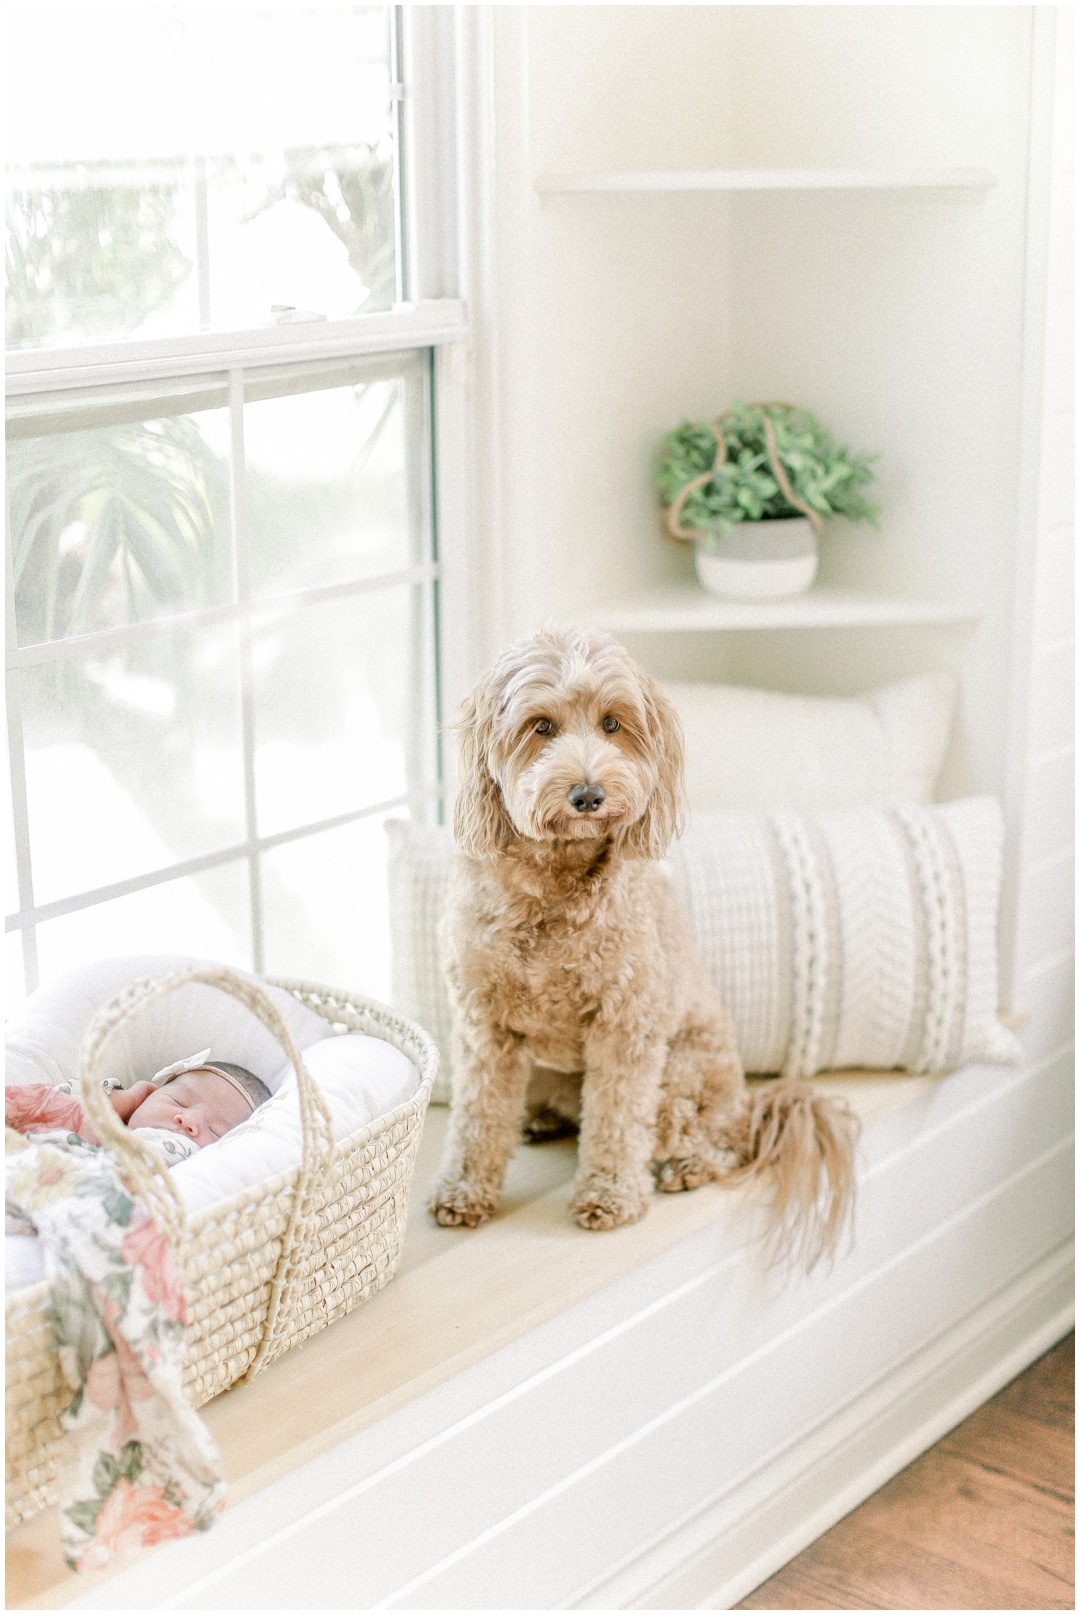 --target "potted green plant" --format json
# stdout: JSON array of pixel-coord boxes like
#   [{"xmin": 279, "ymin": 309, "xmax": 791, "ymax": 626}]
[{"xmin": 657, "ymin": 402, "xmax": 879, "ymax": 600}]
